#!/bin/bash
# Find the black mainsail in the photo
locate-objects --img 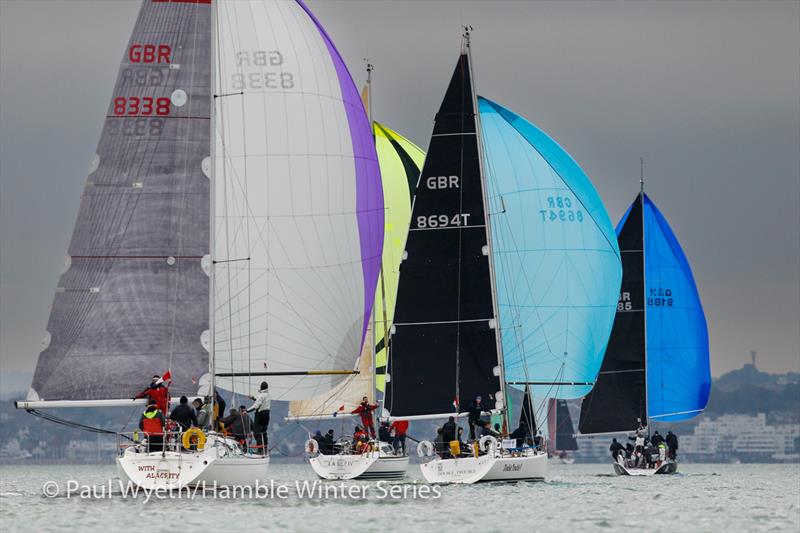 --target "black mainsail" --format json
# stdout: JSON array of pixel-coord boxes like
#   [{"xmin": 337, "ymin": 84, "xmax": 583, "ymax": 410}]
[
  {"xmin": 384, "ymin": 53, "xmax": 502, "ymax": 419},
  {"xmin": 27, "ymin": 0, "xmax": 212, "ymax": 402},
  {"xmin": 578, "ymin": 194, "xmax": 647, "ymax": 434}
]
